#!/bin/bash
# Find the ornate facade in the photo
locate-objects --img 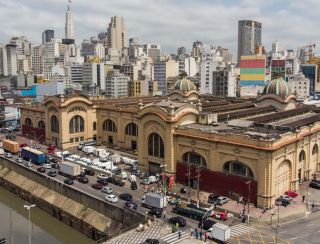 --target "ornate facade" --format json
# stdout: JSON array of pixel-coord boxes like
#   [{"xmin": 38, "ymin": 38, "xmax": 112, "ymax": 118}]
[{"xmin": 20, "ymin": 78, "xmax": 320, "ymax": 208}]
